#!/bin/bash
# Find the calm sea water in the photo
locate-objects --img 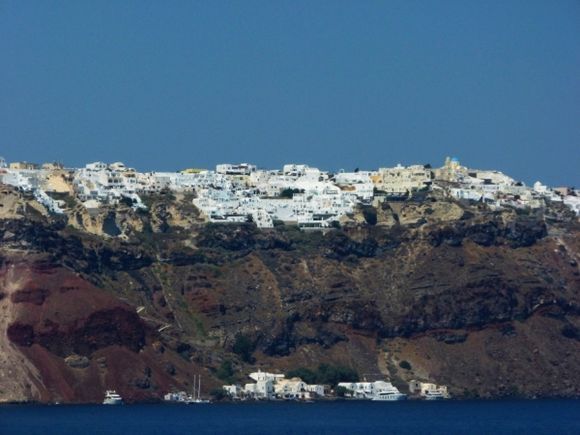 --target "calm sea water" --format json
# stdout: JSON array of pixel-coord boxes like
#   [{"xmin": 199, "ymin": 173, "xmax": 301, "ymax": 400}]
[{"xmin": 1, "ymin": 400, "xmax": 579, "ymax": 435}]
